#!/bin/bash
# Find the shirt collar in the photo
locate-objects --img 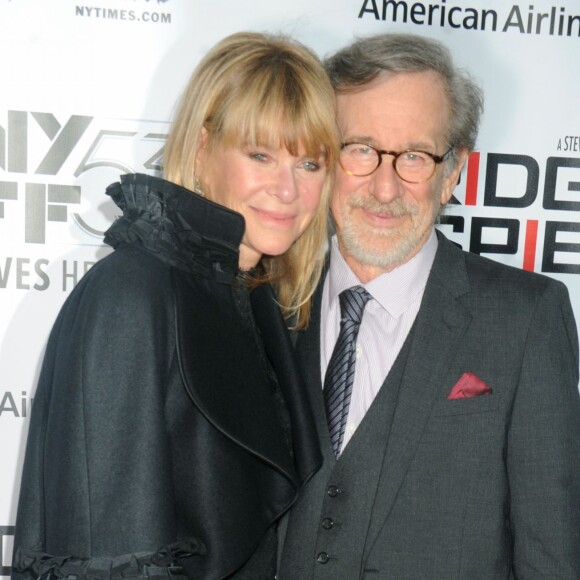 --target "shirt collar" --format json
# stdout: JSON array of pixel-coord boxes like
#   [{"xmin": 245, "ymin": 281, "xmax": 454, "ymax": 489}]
[{"xmin": 328, "ymin": 229, "xmax": 438, "ymax": 318}]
